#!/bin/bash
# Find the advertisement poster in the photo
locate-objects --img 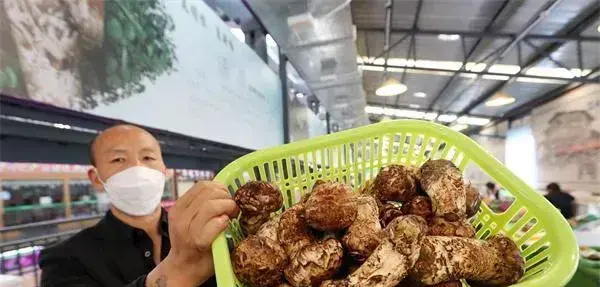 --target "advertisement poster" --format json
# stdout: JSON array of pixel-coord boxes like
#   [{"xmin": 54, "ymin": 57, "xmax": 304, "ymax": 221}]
[
  {"xmin": 533, "ymin": 84, "xmax": 600, "ymax": 191},
  {"xmin": 0, "ymin": 0, "xmax": 282, "ymax": 150}
]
